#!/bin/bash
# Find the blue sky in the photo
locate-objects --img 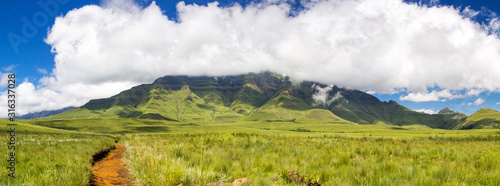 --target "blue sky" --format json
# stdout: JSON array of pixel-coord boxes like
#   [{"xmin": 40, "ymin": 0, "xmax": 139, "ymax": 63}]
[{"xmin": 1, "ymin": 0, "xmax": 500, "ymax": 116}]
